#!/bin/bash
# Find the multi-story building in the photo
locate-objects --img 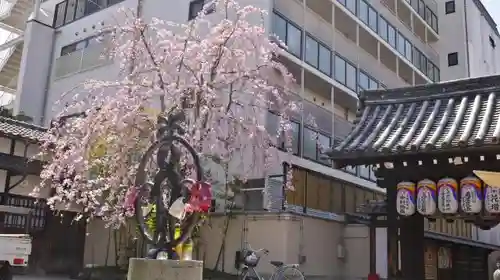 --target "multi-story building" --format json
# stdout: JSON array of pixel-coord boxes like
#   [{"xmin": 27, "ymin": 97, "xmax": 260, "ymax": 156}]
[
  {"xmin": 438, "ymin": 0, "xmax": 500, "ymax": 80},
  {"xmin": 3, "ymin": 0, "xmax": 500, "ymax": 278}
]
